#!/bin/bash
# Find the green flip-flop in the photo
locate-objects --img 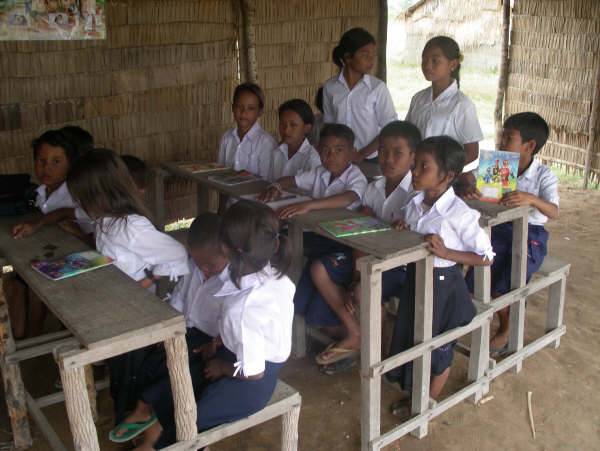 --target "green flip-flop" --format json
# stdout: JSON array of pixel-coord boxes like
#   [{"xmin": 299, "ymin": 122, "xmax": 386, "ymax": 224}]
[{"xmin": 108, "ymin": 414, "xmax": 158, "ymax": 443}]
